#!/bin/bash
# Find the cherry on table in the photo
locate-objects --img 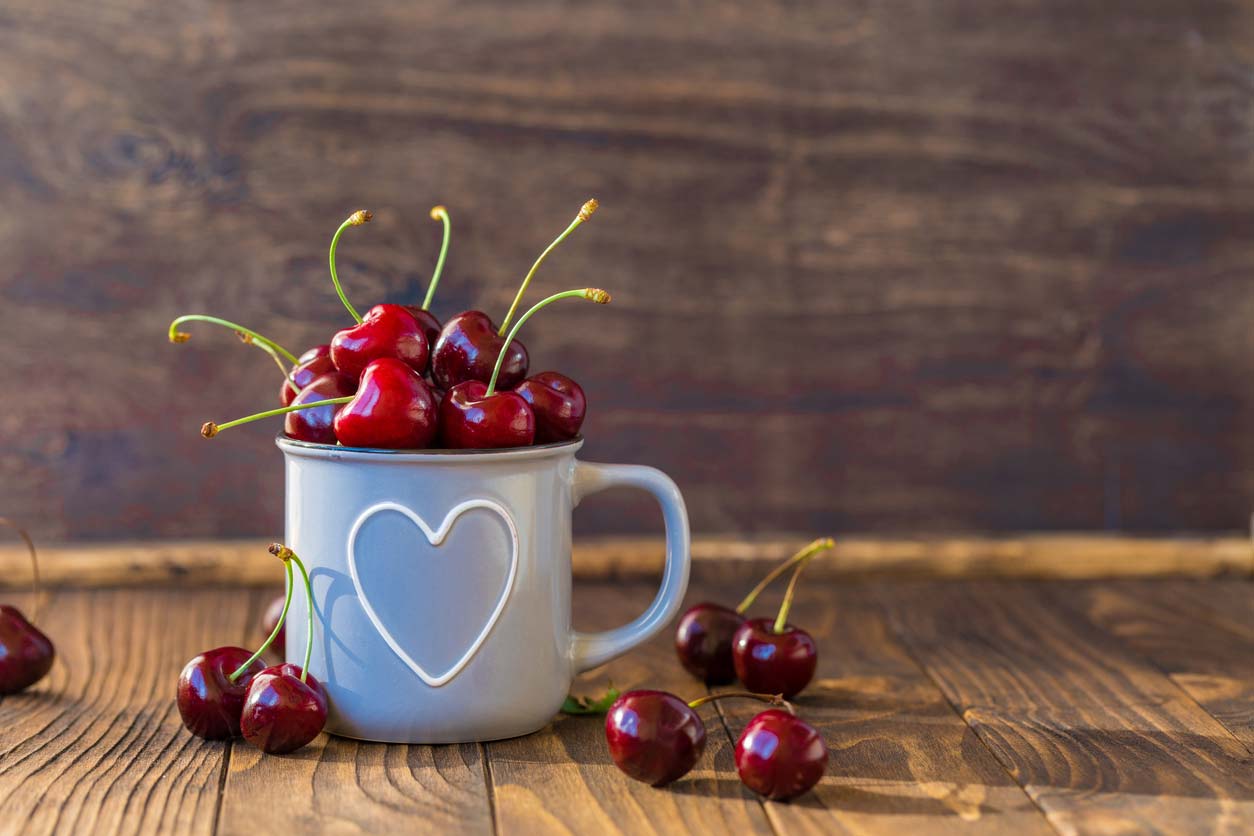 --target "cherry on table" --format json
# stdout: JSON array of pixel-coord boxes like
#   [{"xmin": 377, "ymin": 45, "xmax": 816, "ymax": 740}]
[
  {"xmin": 176, "ymin": 646, "xmax": 267, "ymax": 739},
  {"xmin": 280, "ymin": 345, "xmax": 334, "ymax": 406},
  {"xmin": 0, "ymin": 605, "xmax": 54, "ymax": 695},
  {"xmin": 605, "ymin": 689, "xmax": 706, "ymax": 787},
  {"xmin": 240, "ymin": 663, "xmax": 328, "ymax": 754},
  {"xmin": 731, "ymin": 618, "xmax": 817, "ymax": 699},
  {"xmin": 515, "ymin": 372, "xmax": 586, "ymax": 443},
  {"xmin": 735, "ymin": 708, "xmax": 827, "ymax": 800},
  {"xmin": 333, "ymin": 357, "xmax": 438, "ymax": 449},
  {"xmin": 284, "ymin": 372, "xmax": 356, "ymax": 445},
  {"xmin": 331, "ymin": 303, "xmax": 431, "ymax": 379}
]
